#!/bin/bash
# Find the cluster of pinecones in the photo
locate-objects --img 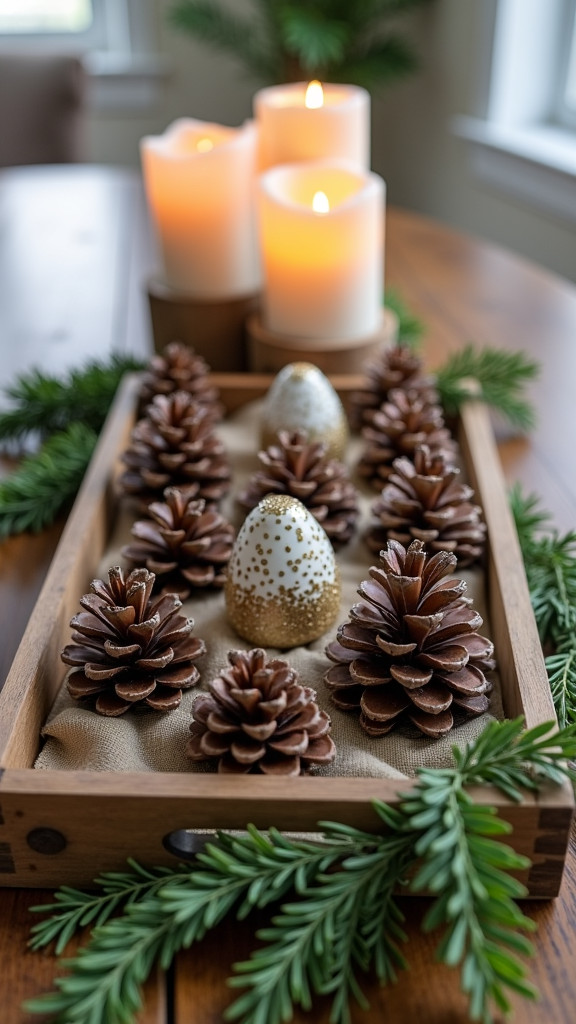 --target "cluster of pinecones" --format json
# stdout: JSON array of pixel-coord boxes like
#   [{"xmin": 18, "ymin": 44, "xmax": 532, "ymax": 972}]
[
  {"xmin": 64, "ymin": 342, "xmax": 237, "ymax": 717},
  {"xmin": 62, "ymin": 340, "xmax": 494, "ymax": 755}
]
